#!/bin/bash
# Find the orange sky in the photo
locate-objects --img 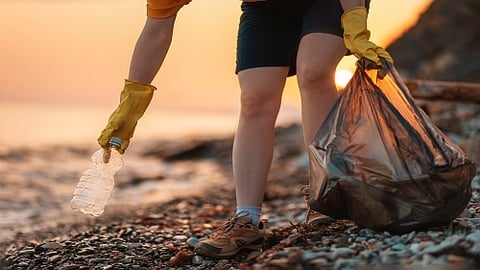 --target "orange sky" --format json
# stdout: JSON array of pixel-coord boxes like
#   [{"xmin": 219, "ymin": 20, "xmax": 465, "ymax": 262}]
[{"xmin": 0, "ymin": 0, "xmax": 434, "ymax": 112}]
